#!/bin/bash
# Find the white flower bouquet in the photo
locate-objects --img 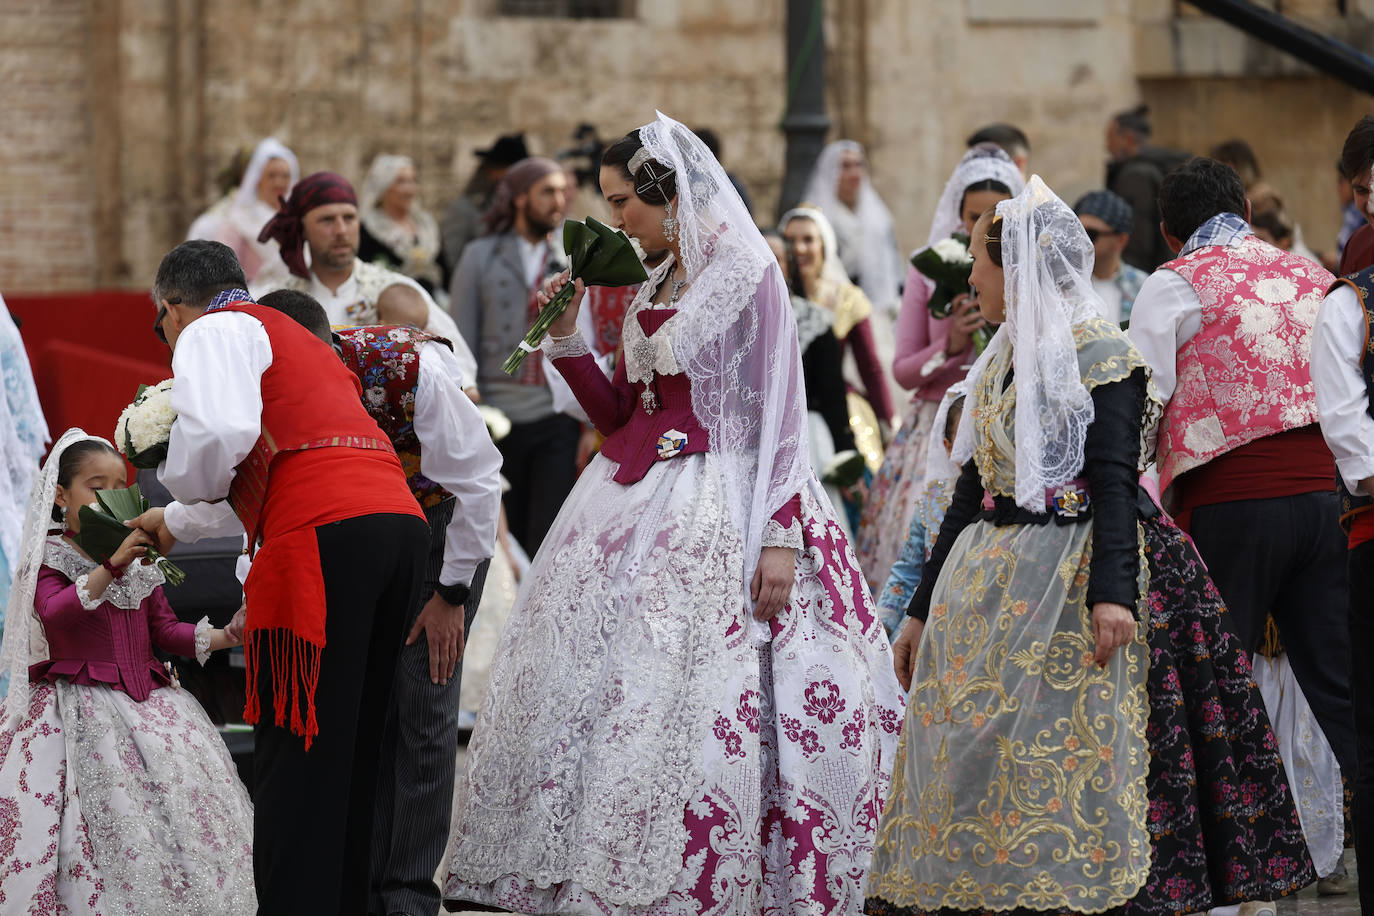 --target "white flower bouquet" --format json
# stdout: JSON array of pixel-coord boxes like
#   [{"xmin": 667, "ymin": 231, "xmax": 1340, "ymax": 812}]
[
  {"xmin": 911, "ymin": 232, "xmax": 974, "ymax": 319},
  {"xmin": 114, "ymin": 379, "xmax": 177, "ymax": 469},
  {"xmin": 911, "ymin": 231, "xmax": 992, "ymax": 354}
]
